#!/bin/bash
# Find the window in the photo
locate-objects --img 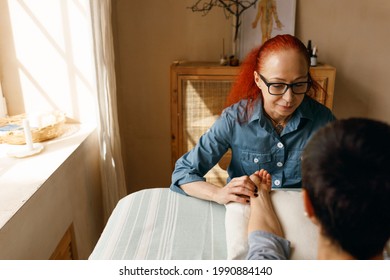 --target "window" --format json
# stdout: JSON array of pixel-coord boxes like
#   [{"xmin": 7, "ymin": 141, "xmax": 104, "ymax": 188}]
[{"xmin": 0, "ymin": 0, "xmax": 97, "ymax": 125}]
